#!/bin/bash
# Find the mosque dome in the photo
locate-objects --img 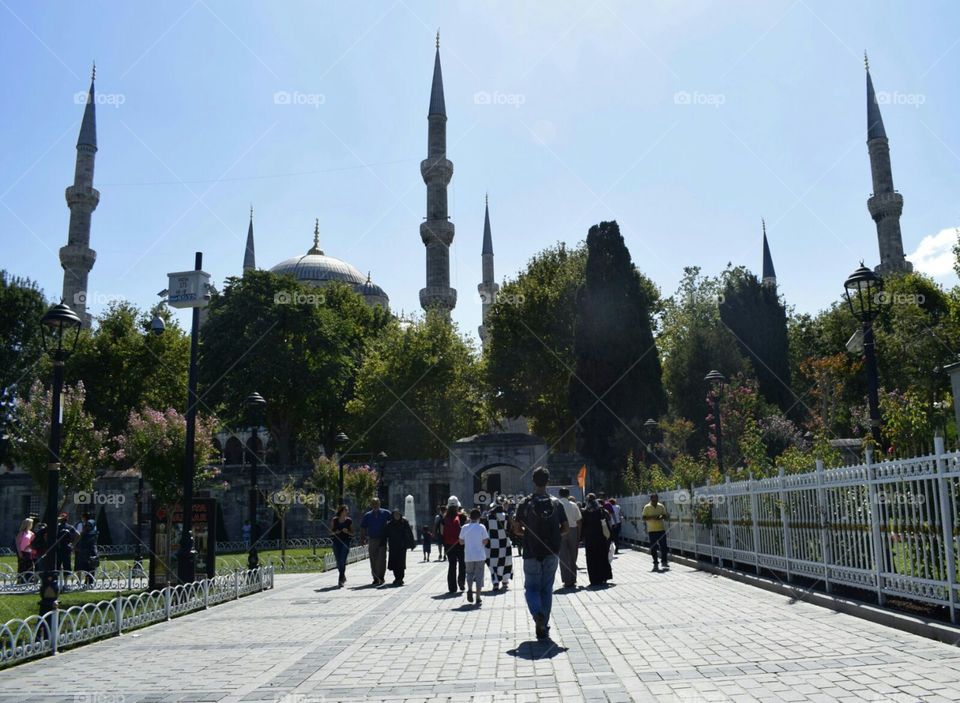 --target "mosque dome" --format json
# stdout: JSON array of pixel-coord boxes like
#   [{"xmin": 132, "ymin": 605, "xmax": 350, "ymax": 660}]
[{"xmin": 269, "ymin": 220, "xmax": 389, "ymax": 309}]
